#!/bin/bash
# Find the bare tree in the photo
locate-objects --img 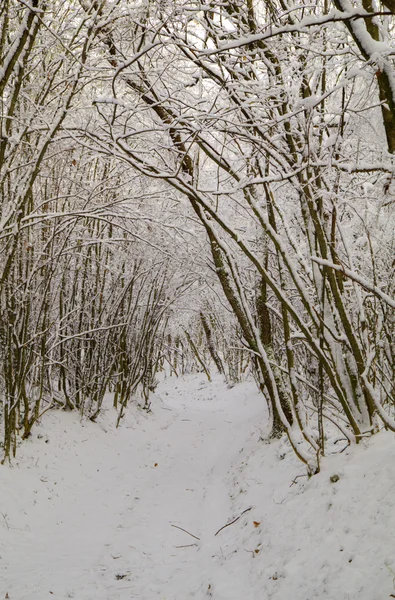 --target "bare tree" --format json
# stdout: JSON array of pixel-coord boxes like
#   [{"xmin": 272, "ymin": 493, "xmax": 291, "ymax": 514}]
[{"xmin": 79, "ymin": 0, "xmax": 395, "ymax": 472}]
